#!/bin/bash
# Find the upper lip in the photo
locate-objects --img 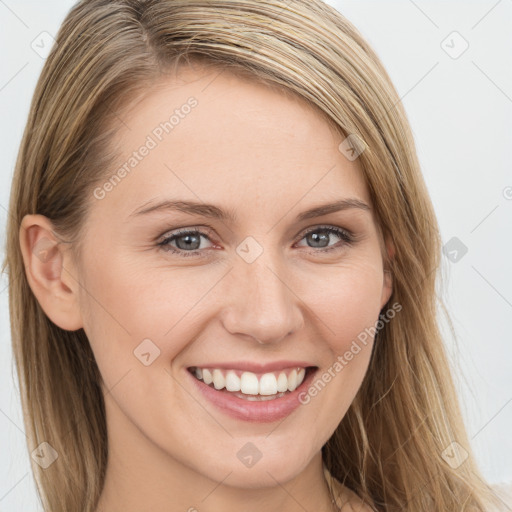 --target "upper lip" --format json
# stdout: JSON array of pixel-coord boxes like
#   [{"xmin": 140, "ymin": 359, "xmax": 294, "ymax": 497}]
[{"xmin": 188, "ymin": 360, "xmax": 316, "ymax": 373}]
